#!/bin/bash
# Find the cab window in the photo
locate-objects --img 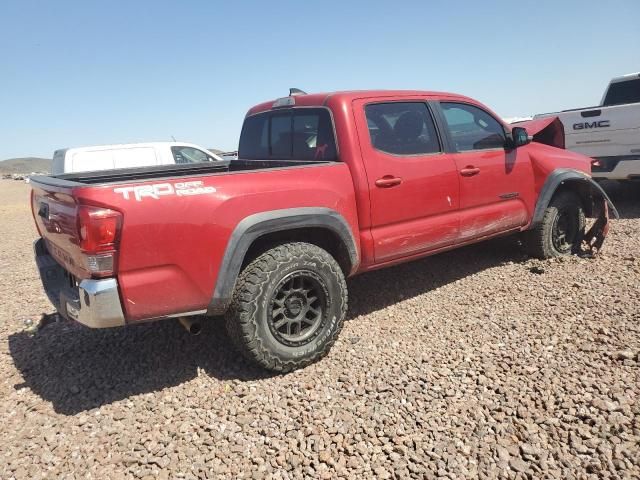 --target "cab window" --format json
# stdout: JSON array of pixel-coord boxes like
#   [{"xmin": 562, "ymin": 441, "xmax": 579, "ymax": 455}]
[
  {"xmin": 603, "ymin": 78, "xmax": 640, "ymax": 106},
  {"xmin": 238, "ymin": 108, "xmax": 337, "ymax": 161},
  {"xmin": 440, "ymin": 103, "xmax": 506, "ymax": 151},
  {"xmin": 365, "ymin": 102, "xmax": 440, "ymax": 155}
]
